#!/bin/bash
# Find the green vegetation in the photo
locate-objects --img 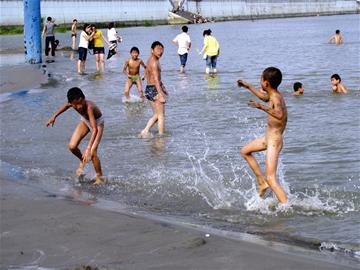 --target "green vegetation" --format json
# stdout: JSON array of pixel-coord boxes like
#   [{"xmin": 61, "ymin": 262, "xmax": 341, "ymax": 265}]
[
  {"xmin": 55, "ymin": 25, "xmax": 68, "ymax": 33},
  {"xmin": 0, "ymin": 24, "xmax": 69, "ymax": 35},
  {"xmin": 144, "ymin": 20, "xmax": 154, "ymax": 27},
  {"xmin": 0, "ymin": 26, "xmax": 23, "ymax": 35},
  {"xmin": 0, "ymin": 19, "xmax": 166, "ymax": 35}
]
